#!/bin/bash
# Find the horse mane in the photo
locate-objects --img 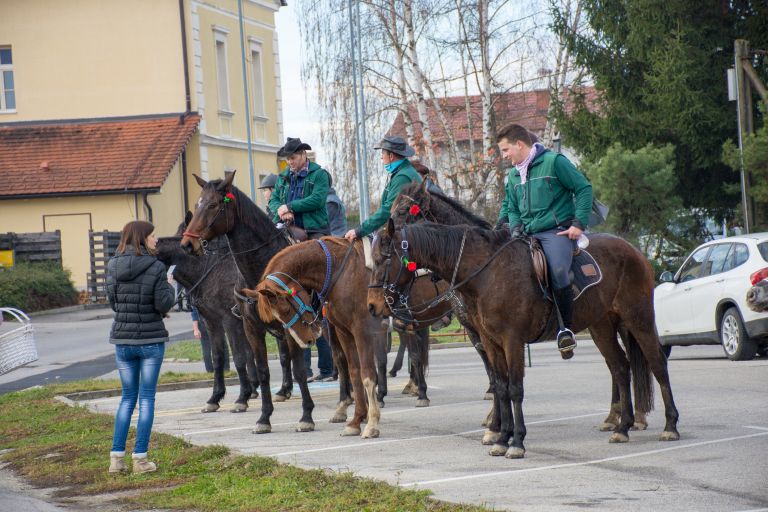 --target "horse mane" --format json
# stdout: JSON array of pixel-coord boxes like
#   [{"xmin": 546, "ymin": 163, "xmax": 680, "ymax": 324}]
[
  {"xmin": 207, "ymin": 179, "xmax": 277, "ymax": 236},
  {"xmin": 399, "ymin": 181, "xmax": 492, "ymax": 229},
  {"xmin": 405, "ymin": 223, "xmax": 510, "ymax": 271}
]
